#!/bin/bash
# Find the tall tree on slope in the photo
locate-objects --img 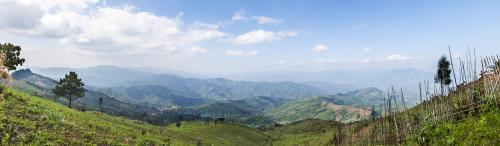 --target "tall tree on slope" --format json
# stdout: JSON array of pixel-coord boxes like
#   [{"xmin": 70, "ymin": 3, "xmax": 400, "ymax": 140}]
[
  {"xmin": 53, "ymin": 72, "xmax": 85, "ymax": 108},
  {"xmin": 435, "ymin": 55, "xmax": 452, "ymax": 96}
]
